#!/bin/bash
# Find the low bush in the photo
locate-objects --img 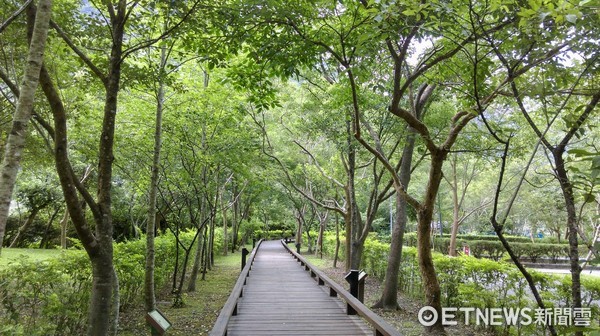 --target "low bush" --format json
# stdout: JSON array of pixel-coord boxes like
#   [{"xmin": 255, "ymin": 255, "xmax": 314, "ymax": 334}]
[
  {"xmin": 319, "ymin": 232, "xmax": 599, "ymax": 335},
  {"xmin": 404, "ymin": 233, "xmax": 586, "ymax": 263},
  {"xmin": 0, "ymin": 231, "xmax": 189, "ymax": 335},
  {"xmin": 253, "ymin": 229, "xmax": 295, "ymax": 240}
]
